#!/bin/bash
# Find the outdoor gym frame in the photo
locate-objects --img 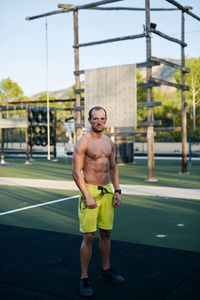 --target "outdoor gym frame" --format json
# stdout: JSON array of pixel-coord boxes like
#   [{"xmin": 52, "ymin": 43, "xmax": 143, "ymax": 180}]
[{"xmin": 26, "ymin": 0, "xmax": 200, "ymax": 180}]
